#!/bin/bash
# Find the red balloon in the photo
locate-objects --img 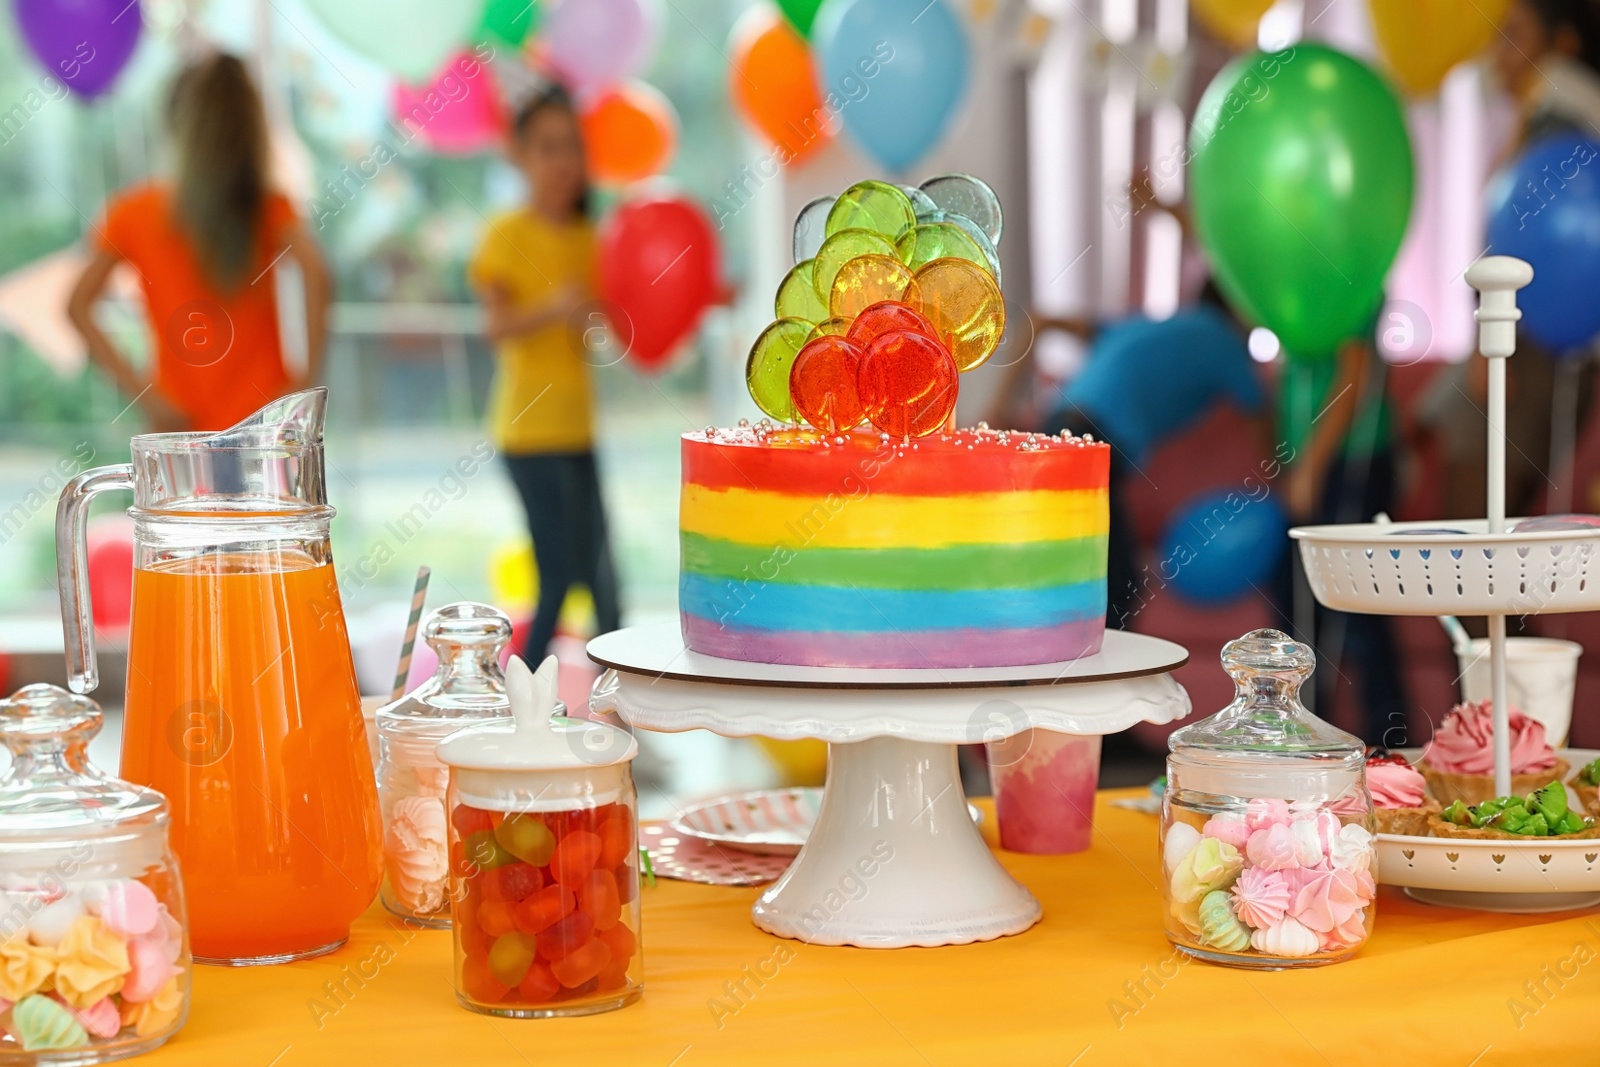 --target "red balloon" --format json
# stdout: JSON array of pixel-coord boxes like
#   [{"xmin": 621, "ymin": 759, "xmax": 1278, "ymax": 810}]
[
  {"xmin": 598, "ymin": 193, "xmax": 721, "ymax": 371},
  {"xmin": 789, "ymin": 336, "xmax": 865, "ymax": 434},
  {"xmin": 857, "ymin": 330, "xmax": 958, "ymax": 439},
  {"xmin": 848, "ymin": 301, "xmax": 936, "ymax": 347},
  {"xmin": 87, "ymin": 534, "xmax": 134, "ymax": 630}
]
